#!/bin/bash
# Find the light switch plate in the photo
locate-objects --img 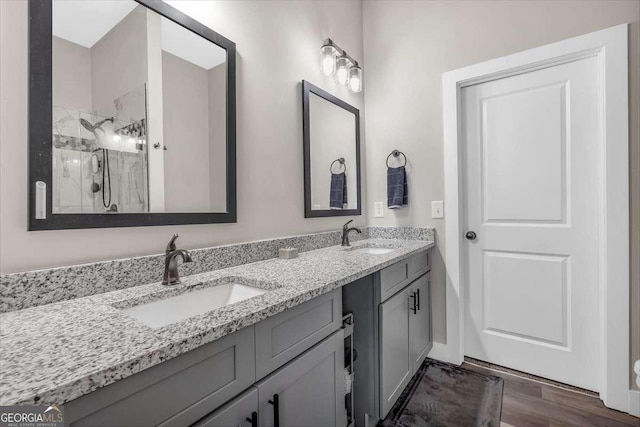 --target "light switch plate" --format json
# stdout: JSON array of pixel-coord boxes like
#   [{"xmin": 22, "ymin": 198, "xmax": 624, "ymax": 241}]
[
  {"xmin": 431, "ymin": 201, "xmax": 444, "ymax": 218},
  {"xmin": 374, "ymin": 202, "xmax": 384, "ymax": 218}
]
